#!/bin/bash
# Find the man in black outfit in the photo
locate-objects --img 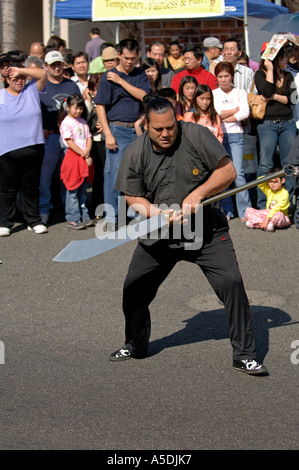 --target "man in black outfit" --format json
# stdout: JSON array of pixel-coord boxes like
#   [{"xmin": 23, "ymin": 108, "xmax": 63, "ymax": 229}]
[{"xmin": 110, "ymin": 97, "xmax": 268, "ymax": 375}]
